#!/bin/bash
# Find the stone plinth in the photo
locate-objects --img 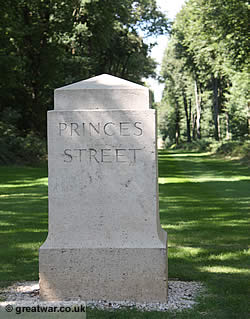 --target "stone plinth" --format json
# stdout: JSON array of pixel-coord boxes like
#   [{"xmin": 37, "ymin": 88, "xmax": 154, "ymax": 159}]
[{"xmin": 39, "ymin": 74, "xmax": 168, "ymax": 302}]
